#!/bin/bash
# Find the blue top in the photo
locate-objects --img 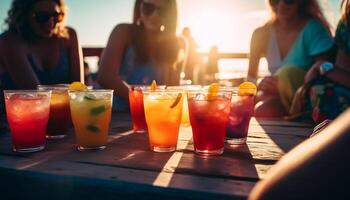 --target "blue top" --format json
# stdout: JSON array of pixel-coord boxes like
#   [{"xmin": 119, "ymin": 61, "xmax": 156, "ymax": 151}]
[
  {"xmin": 266, "ymin": 19, "xmax": 334, "ymax": 73},
  {"xmin": 113, "ymin": 47, "xmax": 162, "ymax": 111},
  {"xmin": 0, "ymin": 43, "xmax": 70, "ymax": 90}
]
